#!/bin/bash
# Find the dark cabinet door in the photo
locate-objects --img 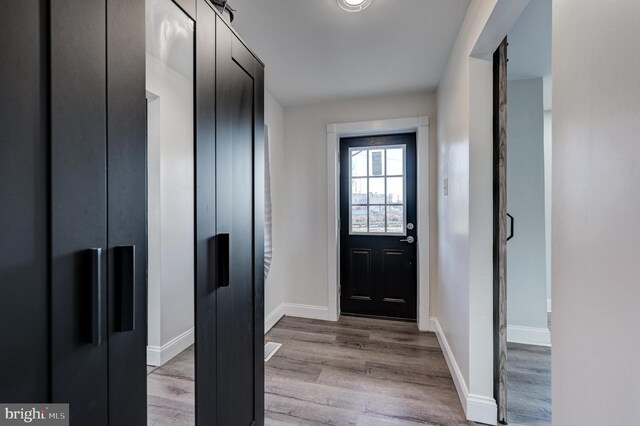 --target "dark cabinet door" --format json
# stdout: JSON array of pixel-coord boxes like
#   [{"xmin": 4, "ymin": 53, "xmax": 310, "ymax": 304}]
[
  {"xmin": 195, "ymin": 1, "xmax": 218, "ymax": 424},
  {"xmin": 50, "ymin": 1, "xmax": 108, "ymax": 424},
  {"xmin": 0, "ymin": 0, "xmax": 50, "ymax": 403},
  {"xmin": 215, "ymin": 17, "xmax": 265, "ymax": 426},
  {"xmin": 106, "ymin": 0, "xmax": 147, "ymax": 425},
  {"xmin": 1, "ymin": 0, "xmax": 146, "ymax": 422}
]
